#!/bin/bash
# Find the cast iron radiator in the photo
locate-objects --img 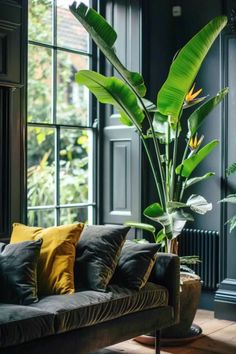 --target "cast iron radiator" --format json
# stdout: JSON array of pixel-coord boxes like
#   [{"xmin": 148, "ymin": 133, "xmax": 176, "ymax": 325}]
[{"xmin": 179, "ymin": 228, "xmax": 220, "ymax": 290}]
